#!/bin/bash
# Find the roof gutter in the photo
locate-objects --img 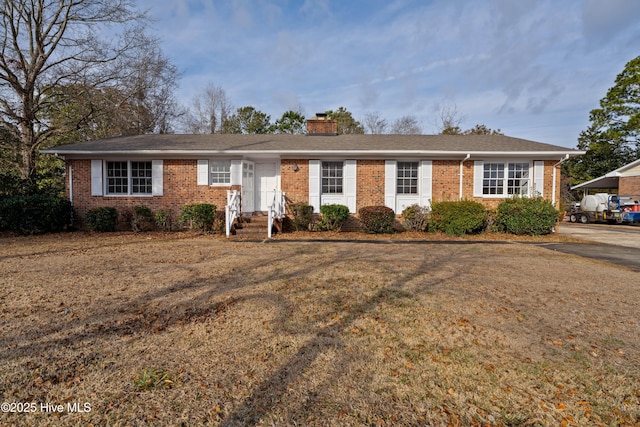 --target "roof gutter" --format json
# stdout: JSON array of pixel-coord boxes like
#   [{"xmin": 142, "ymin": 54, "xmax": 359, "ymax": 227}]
[{"xmin": 41, "ymin": 149, "xmax": 586, "ymax": 157}]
